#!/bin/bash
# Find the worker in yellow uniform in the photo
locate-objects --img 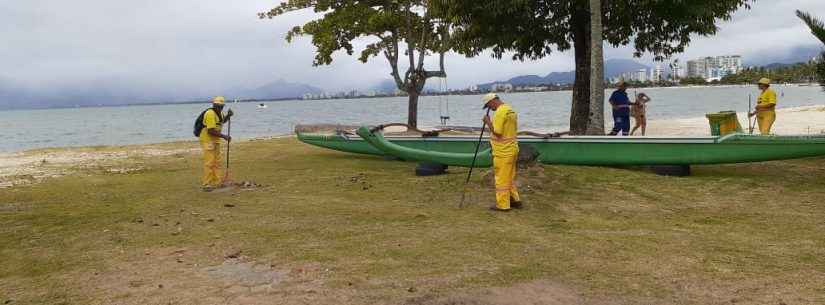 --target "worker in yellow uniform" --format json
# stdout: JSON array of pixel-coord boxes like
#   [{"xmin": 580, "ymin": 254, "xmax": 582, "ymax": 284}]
[
  {"xmin": 481, "ymin": 93, "xmax": 523, "ymax": 212},
  {"xmin": 199, "ymin": 96, "xmax": 233, "ymax": 191},
  {"xmin": 749, "ymin": 78, "xmax": 777, "ymax": 135}
]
